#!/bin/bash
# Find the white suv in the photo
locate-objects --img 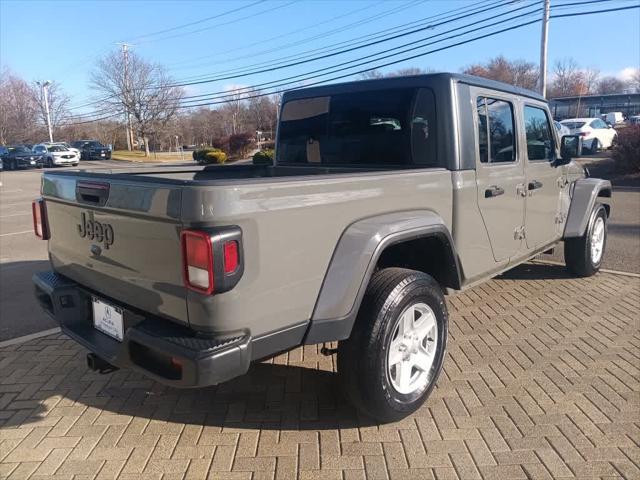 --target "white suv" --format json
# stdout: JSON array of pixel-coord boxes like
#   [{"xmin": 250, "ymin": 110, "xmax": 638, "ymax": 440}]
[
  {"xmin": 33, "ymin": 144, "xmax": 80, "ymax": 167},
  {"xmin": 560, "ymin": 117, "xmax": 617, "ymax": 154}
]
